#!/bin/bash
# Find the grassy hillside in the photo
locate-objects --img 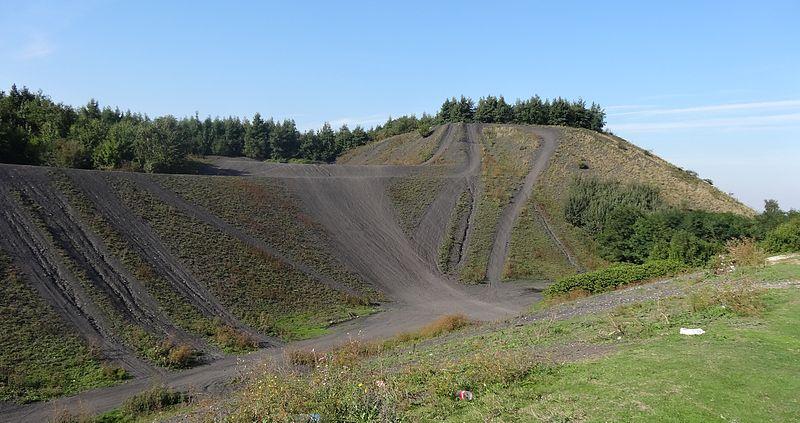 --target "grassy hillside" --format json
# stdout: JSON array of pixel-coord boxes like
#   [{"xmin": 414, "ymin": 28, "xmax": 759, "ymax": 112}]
[
  {"xmin": 52, "ymin": 173, "xmax": 257, "ymax": 353},
  {"xmin": 509, "ymin": 127, "xmax": 754, "ymax": 276},
  {"xmin": 10, "ymin": 184, "xmax": 183, "ymax": 368},
  {"xmin": 107, "ymin": 175, "xmax": 372, "ymax": 340},
  {"xmin": 153, "ymin": 174, "xmax": 374, "ymax": 298},
  {"xmin": 187, "ymin": 263, "xmax": 800, "ymax": 422},
  {"xmin": 459, "ymin": 125, "xmax": 539, "ymax": 282}
]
